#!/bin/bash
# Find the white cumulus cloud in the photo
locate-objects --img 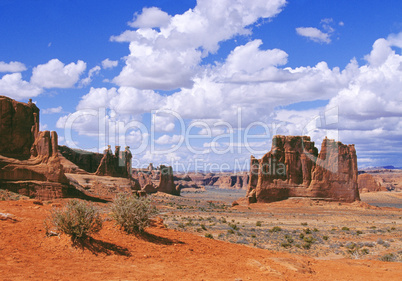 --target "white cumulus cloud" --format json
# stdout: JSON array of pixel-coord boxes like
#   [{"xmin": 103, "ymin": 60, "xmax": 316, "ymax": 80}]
[
  {"xmin": 296, "ymin": 27, "xmax": 331, "ymax": 44},
  {"xmin": 111, "ymin": 0, "xmax": 287, "ymax": 90},
  {"xmin": 101, "ymin": 58, "xmax": 118, "ymax": 69},
  {"xmin": 0, "ymin": 73, "xmax": 42, "ymax": 99},
  {"xmin": 129, "ymin": 7, "xmax": 171, "ymax": 28},
  {"xmin": 43, "ymin": 106, "xmax": 63, "ymax": 114},
  {"xmin": 0, "ymin": 61, "xmax": 27, "ymax": 73},
  {"xmin": 30, "ymin": 59, "xmax": 86, "ymax": 88}
]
